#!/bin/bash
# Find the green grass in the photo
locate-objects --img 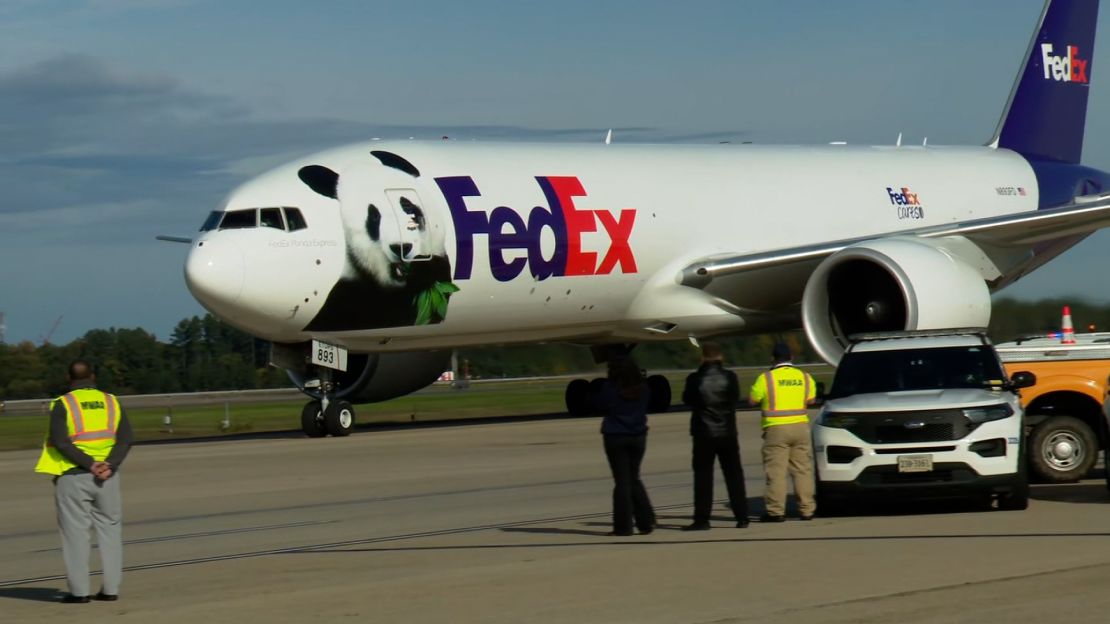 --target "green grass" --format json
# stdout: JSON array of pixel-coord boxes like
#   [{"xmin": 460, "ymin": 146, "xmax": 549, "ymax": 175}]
[{"xmin": 1, "ymin": 368, "xmax": 834, "ymax": 452}]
